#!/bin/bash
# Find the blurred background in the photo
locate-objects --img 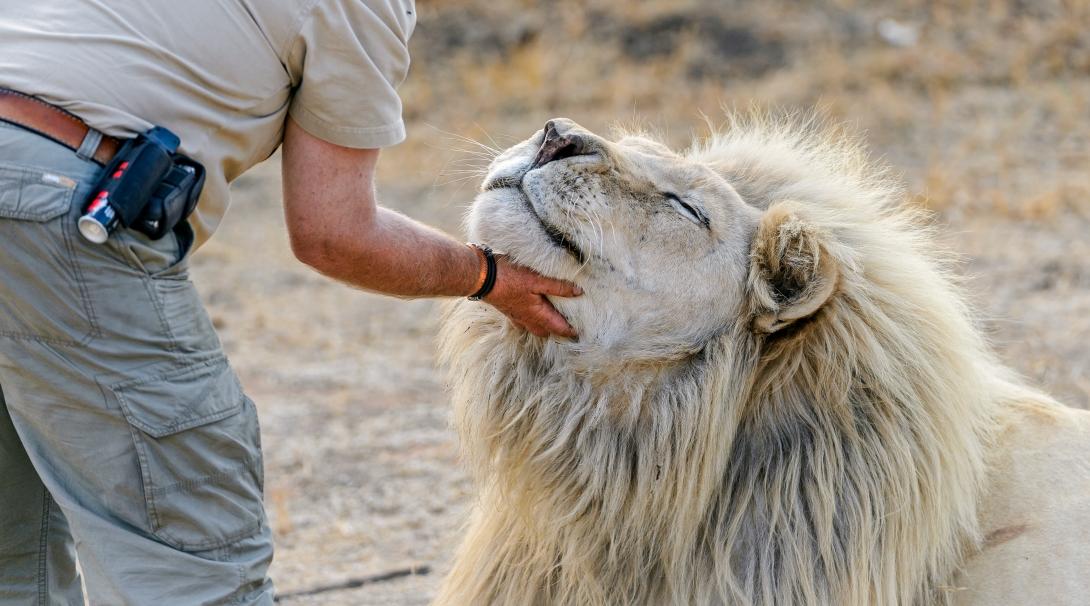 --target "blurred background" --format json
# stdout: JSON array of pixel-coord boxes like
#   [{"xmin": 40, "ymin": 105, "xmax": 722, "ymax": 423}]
[{"xmin": 190, "ymin": 1, "xmax": 1089, "ymax": 603}]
